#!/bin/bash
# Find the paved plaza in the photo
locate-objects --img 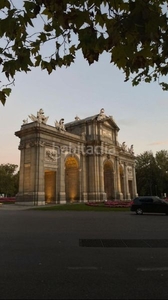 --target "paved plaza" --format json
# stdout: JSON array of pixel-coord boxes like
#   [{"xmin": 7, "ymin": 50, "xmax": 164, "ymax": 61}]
[{"xmin": 0, "ymin": 206, "xmax": 168, "ymax": 299}]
